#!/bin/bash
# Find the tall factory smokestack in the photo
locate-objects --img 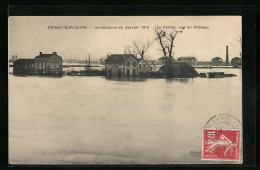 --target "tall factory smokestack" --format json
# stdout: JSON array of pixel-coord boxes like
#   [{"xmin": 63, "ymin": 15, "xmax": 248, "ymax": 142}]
[
  {"xmin": 226, "ymin": 46, "xmax": 229, "ymax": 66},
  {"xmin": 88, "ymin": 54, "xmax": 90, "ymax": 65}
]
